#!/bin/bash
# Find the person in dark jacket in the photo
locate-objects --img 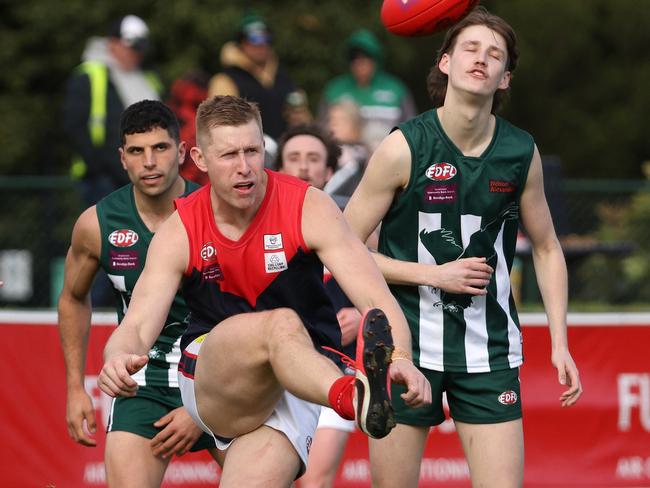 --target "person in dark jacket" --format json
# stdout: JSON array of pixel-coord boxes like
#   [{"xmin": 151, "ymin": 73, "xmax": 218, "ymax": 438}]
[
  {"xmin": 207, "ymin": 12, "xmax": 297, "ymax": 141},
  {"xmin": 63, "ymin": 14, "xmax": 162, "ymax": 206}
]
